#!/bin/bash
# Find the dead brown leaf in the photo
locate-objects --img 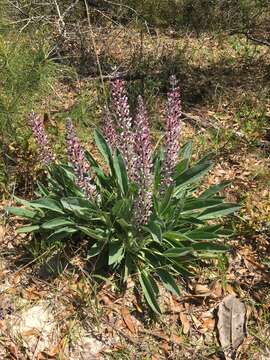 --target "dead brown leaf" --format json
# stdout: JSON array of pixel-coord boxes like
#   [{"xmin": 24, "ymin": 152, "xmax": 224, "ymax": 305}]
[
  {"xmin": 21, "ymin": 287, "xmax": 43, "ymax": 301},
  {"xmin": 210, "ymin": 280, "xmax": 223, "ymax": 299},
  {"xmin": 217, "ymin": 295, "xmax": 246, "ymax": 359},
  {"xmin": 171, "ymin": 334, "xmax": 182, "ymax": 345},
  {"xmin": 160, "ymin": 341, "xmax": 170, "ymax": 354},
  {"xmin": 200, "ymin": 318, "xmax": 216, "ymax": 333},
  {"xmin": 22, "ymin": 328, "xmax": 41, "ymax": 337},
  {"xmin": 8, "ymin": 342, "xmax": 19, "ymax": 359},
  {"xmin": 194, "ymin": 284, "xmax": 212, "ymax": 297},
  {"xmin": 44, "ymin": 337, "xmax": 66, "ymax": 358},
  {"xmin": 190, "ymin": 313, "xmax": 202, "ymax": 329},
  {"xmin": 0, "ymin": 225, "xmax": 6, "ymax": 242},
  {"xmin": 179, "ymin": 312, "xmax": 190, "ymax": 334},
  {"xmin": 121, "ymin": 307, "xmax": 137, "ymax": 334}
]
